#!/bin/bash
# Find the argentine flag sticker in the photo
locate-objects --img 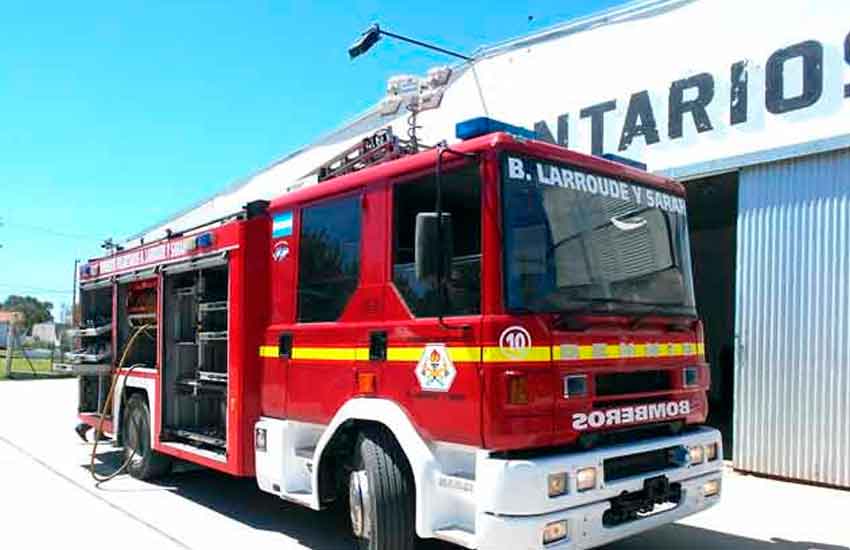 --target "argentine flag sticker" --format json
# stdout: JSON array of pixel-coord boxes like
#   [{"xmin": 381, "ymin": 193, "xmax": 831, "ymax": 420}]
[{"xmin": 272, "ymin": 211, "xmax": 293, "ymax": 238}]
